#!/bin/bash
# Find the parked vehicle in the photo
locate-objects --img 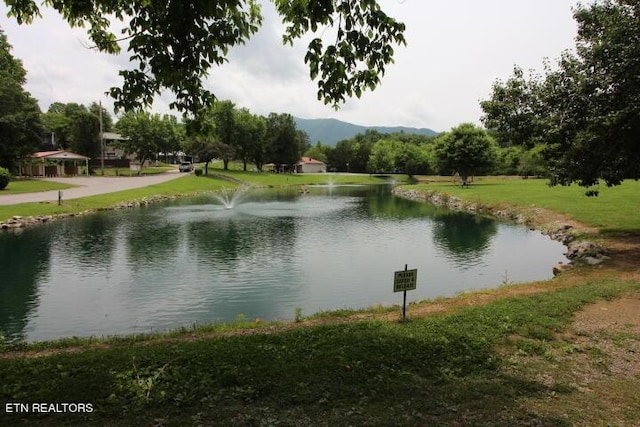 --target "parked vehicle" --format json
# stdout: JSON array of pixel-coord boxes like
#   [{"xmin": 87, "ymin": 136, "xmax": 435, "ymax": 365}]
[{"xmin": 179, "ymin": 162, "xmax": 194, "ymax": 172}]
